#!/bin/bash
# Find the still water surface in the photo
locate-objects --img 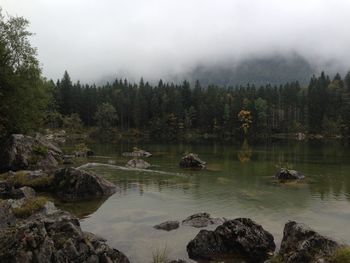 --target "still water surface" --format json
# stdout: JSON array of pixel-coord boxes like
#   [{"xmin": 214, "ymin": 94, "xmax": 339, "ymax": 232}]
[{"xmin": 58, "ymin": 140, "xmax": 350, "ymax": 262}]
